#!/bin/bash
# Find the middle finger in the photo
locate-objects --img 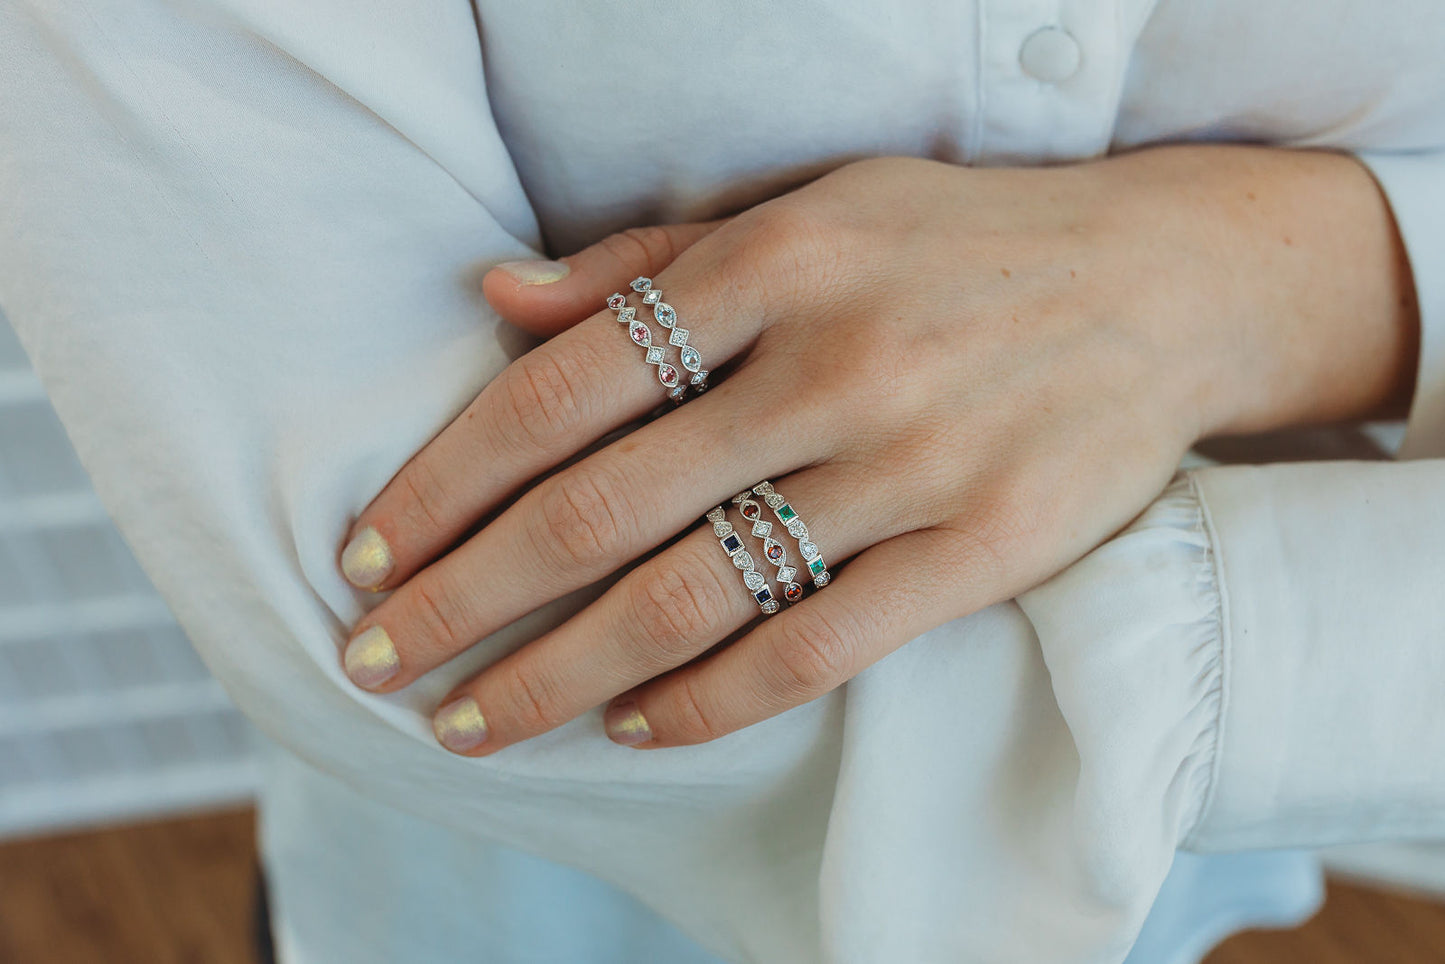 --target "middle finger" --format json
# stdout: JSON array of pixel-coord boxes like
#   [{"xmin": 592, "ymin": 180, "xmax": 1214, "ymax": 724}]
[{"xmin": 341, "ymin": 364, "xmax": 837, "ymax": 692}]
